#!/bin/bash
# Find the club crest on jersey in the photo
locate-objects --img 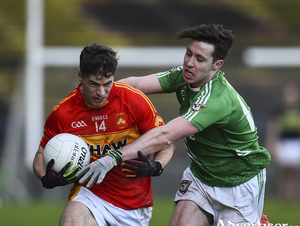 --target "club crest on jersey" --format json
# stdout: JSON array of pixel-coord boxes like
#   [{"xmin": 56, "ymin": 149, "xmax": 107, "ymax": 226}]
[
  {"xmin": 155, "ymin": 114, "xmax": 164, "ymax": 127},
  {"xmin": 179, "ymin": 180, "xmax": 192, "ymax": 195},
  {"xmin": 170, "ymin": 66, "xmax": 180, "ymax": 73},
  {"xmin": 115, "ymin": 113, "xmax": 127, "ymax": 129},
  {"xmin": 191, "ymin": 103, "xmax": 206, "ymax": 112}
]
